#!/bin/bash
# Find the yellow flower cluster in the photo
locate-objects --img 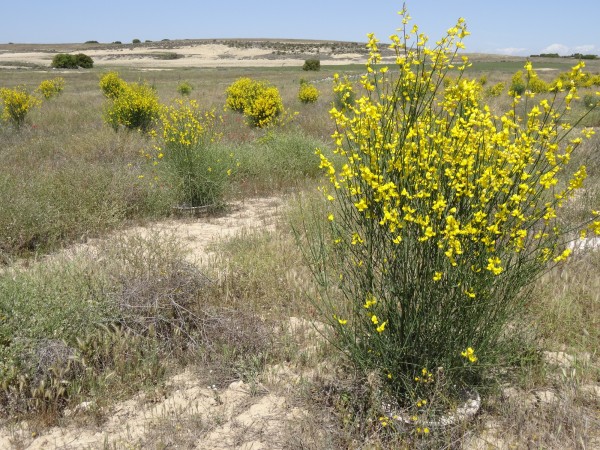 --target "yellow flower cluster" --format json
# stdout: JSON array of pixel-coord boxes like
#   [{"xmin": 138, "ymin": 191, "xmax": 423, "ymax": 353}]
[
  {"xmin": 0, "ymin": 85, "xmax": 41, "ymax": 126},
  {"xmin": 298, "ymin": 82, "xmax": 319, "ymax": 104},
  {"xmin": 101, "ymin": 73, "xmax": 160, "ymax": 132},
  {"xmin": 312, "ymin": 7, "xmax": 600, "ymax": 407},
  {"xmin": 36, "ymin": 77, "xmax": 65, "ymax": 99},
  {"xmin": 99, "ymin": 71, "xmax": 128, "ymax": 100},
  {"xmin": 461, "ymin": 347, "xmax": 478, "ymax": 363},
  {"xmin": 318, "ymin": 16, "xmax": 598, "ymax": 282},
  {"xmin": 160, "ymin": 99, "xmax": 220, "ymax": 149},
  {"xmin": 225, "ymin": 77, "xmax": 283, "ymax": 128}
]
